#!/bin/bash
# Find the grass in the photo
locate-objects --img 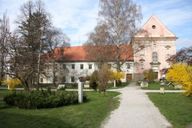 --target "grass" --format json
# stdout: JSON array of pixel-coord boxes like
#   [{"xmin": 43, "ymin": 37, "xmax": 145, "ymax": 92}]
[
  {"xmin": 0, "ymin": 90, "xmax": 120, "ymax": 128},
  {"xmin": 142, "ymin": 82, "xmax": 180, "ymax": 90},
  {"xmin": 148, "ymin": 93, "xmax": 192, "ymax": 128}
]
